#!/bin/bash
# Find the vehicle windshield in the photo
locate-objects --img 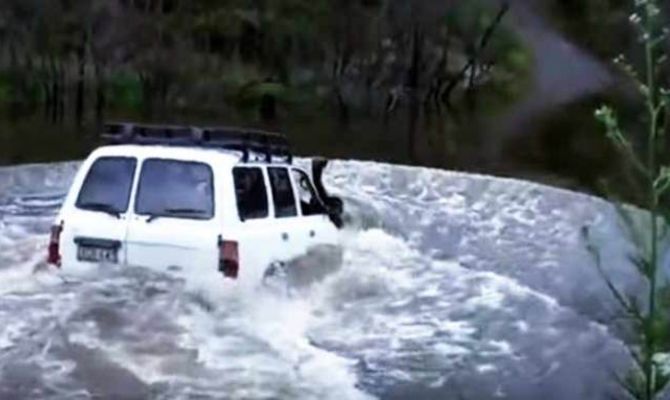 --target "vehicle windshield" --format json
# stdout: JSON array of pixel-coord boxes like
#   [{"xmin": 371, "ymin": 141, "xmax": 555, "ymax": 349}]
[{"xmin": 75, "ymin": 157, "xmax": 137, "ymax": 215}]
